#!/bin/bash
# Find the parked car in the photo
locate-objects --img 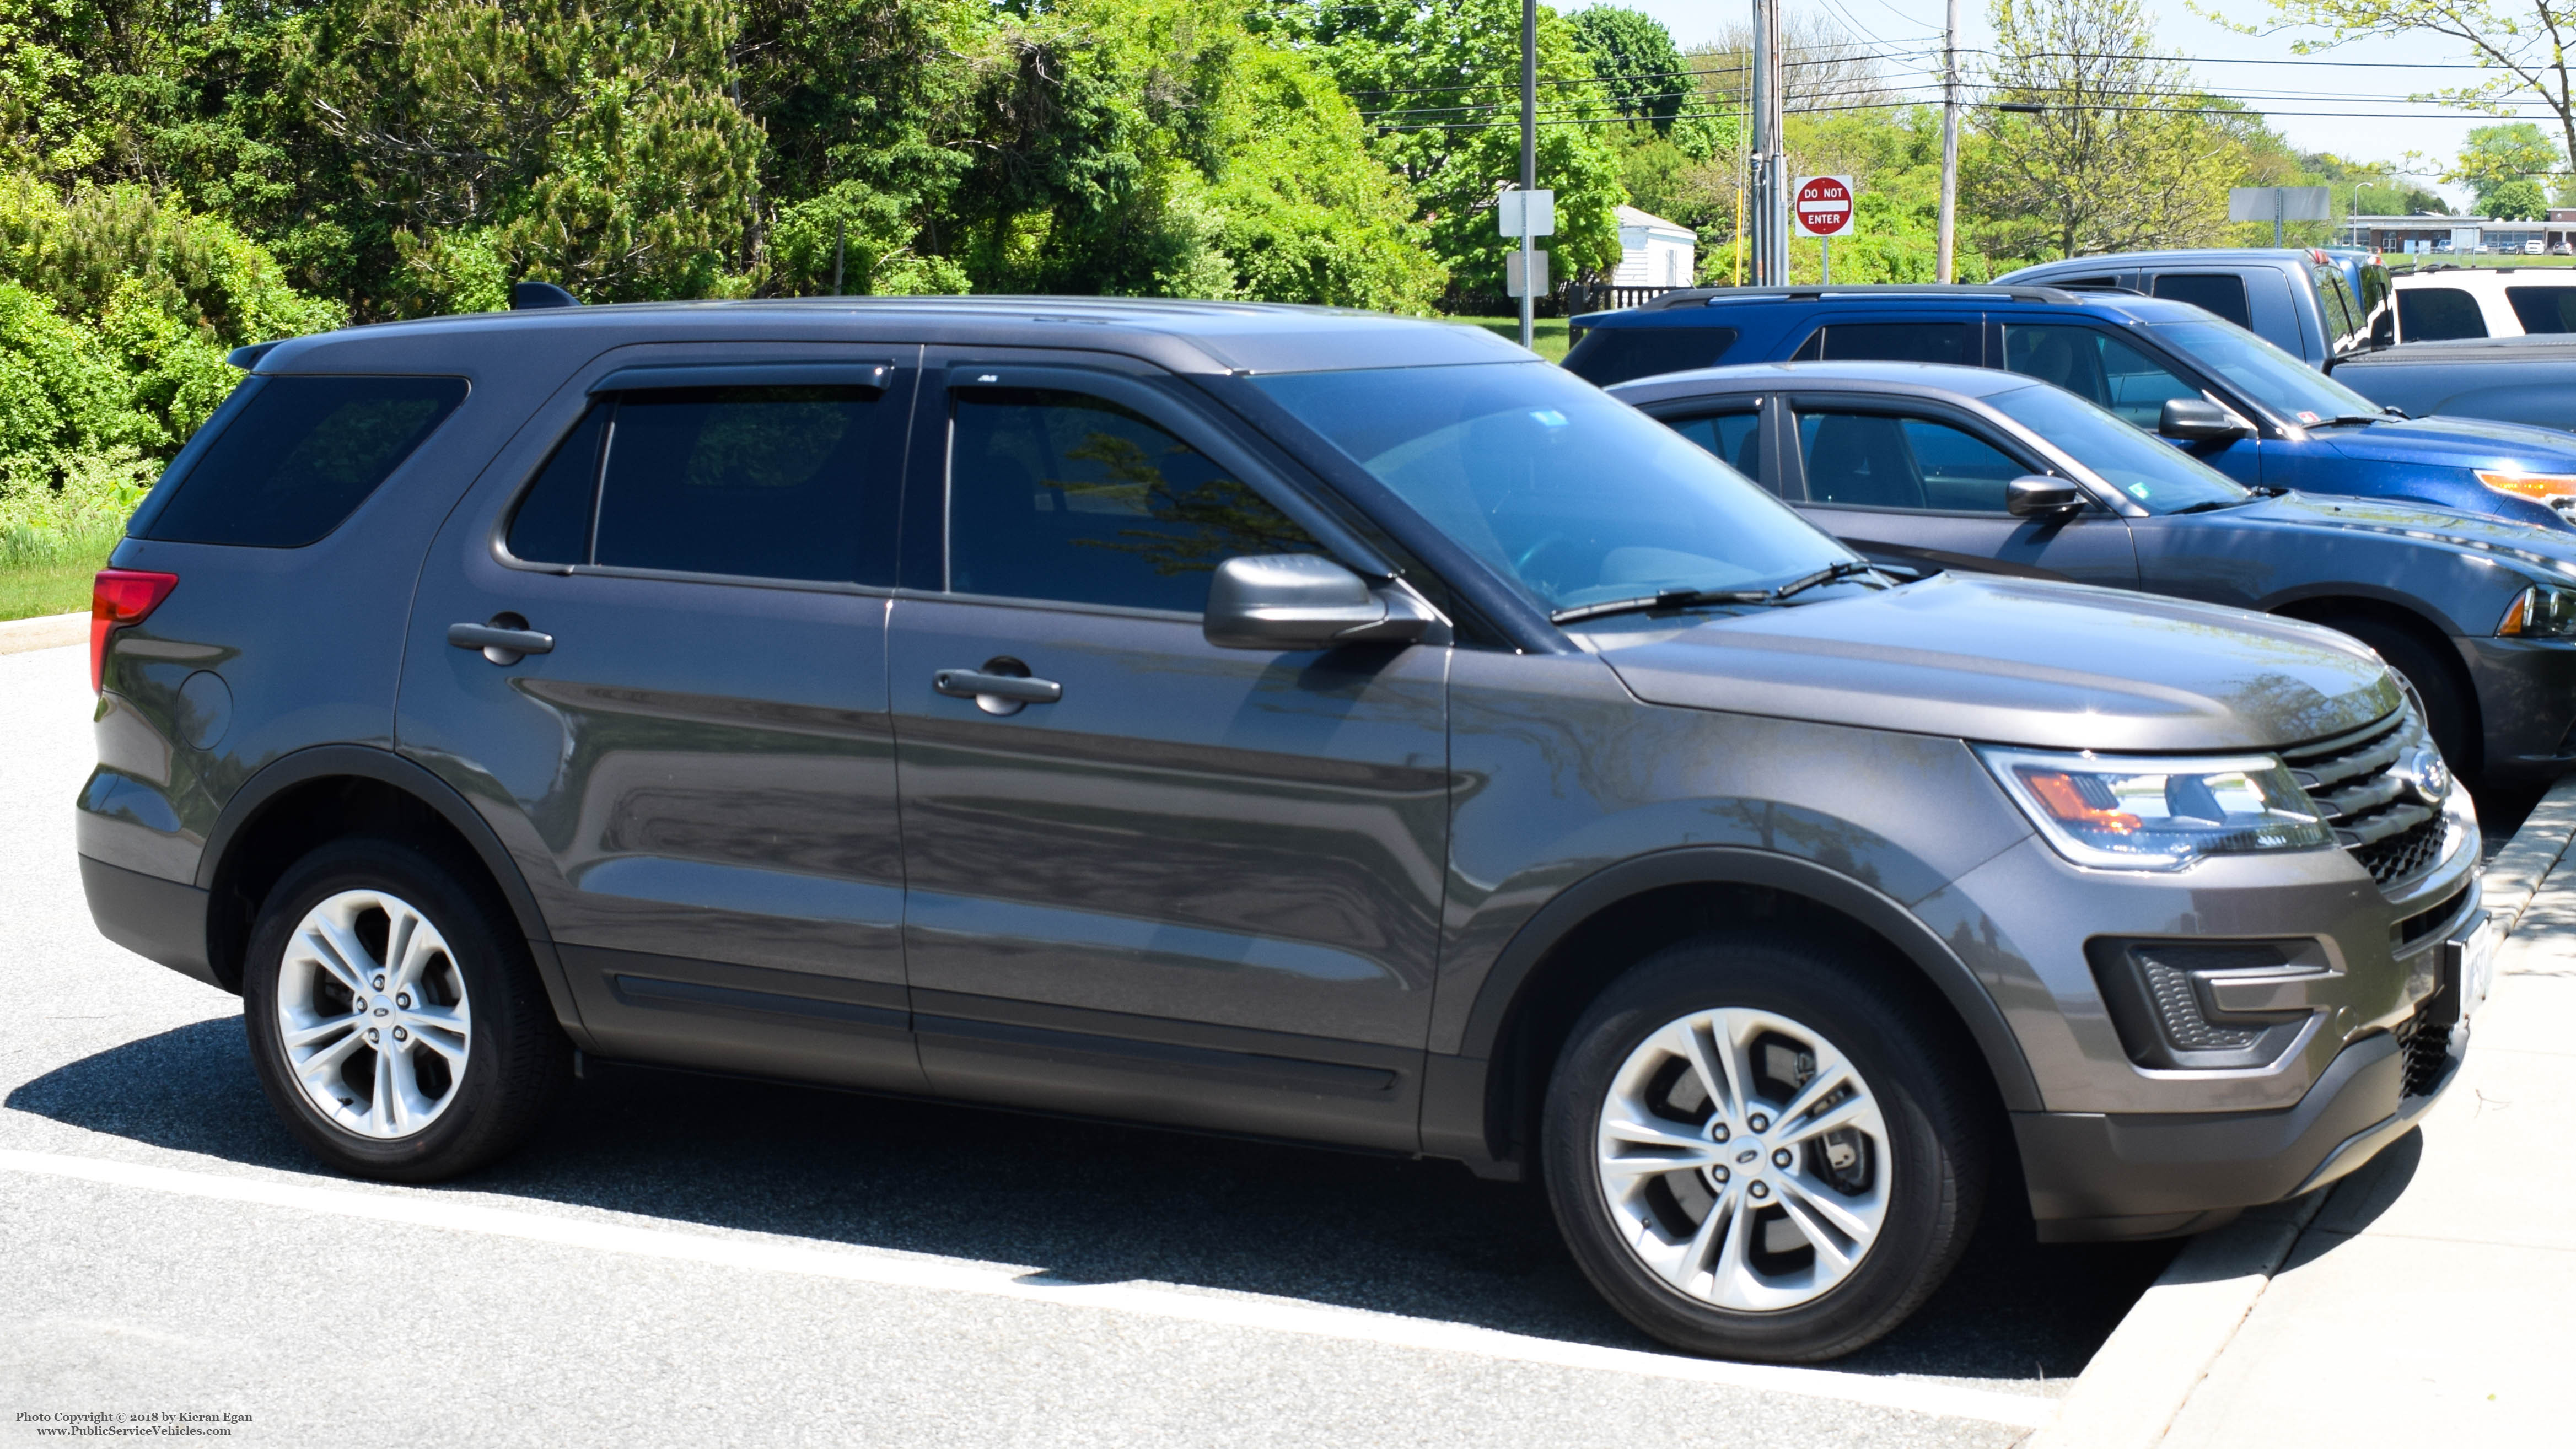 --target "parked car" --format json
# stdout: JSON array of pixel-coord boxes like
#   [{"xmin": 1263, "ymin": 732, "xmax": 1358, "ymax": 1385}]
[
  {"xmin": 1995, "ymin": 247, "xmax": 2389, "ymax": 367},
  {"xmin": 1563, "ymin": 284, "xmax": 2576, "ymax": 531},
  {"xmin": 2384, "ymin": 265, "xmax": 2576, "ymax": 342},
  {"xmin": 83, "ymin": 295, "xmax": 2483, "ymax": 1364},
  {"xmin": 1609, "ymin": 358, "xmax": 2576, "ymax": 785},
  {"xmin": 2336, "ymin": 334, "xmax": 2576, "ymax": 435}
]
